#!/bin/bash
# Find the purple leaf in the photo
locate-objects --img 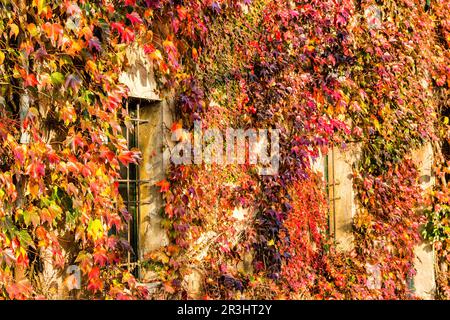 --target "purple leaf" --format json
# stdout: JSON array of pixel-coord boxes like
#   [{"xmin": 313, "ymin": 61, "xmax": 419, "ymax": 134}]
[{"xmin": 88, "ymin": 36, "xmax": 101, "ymax": 52}]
